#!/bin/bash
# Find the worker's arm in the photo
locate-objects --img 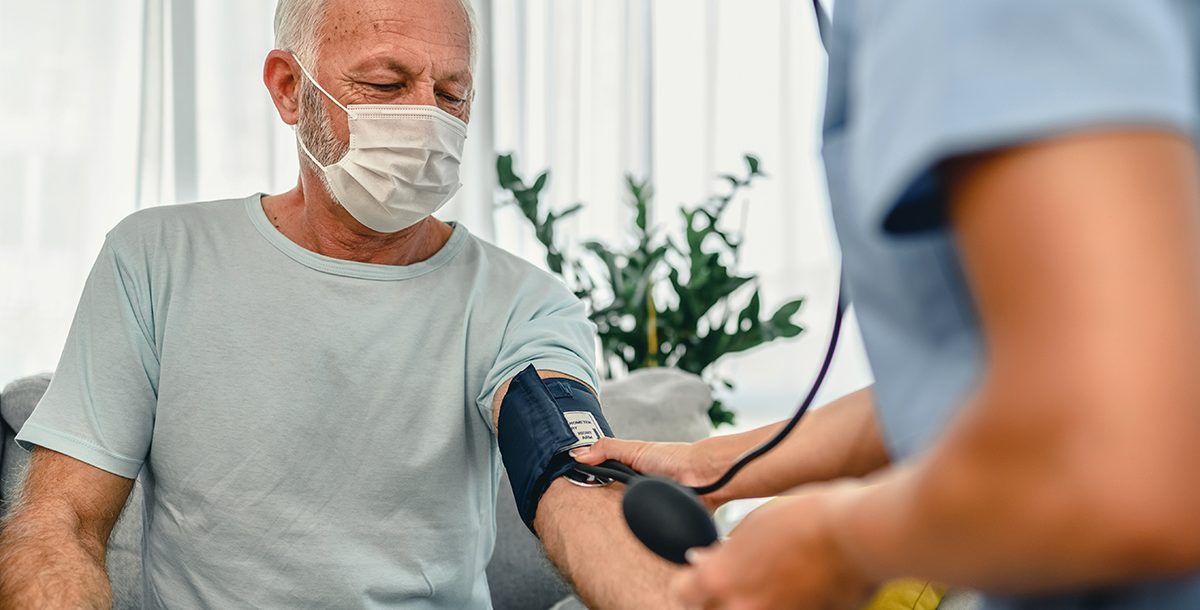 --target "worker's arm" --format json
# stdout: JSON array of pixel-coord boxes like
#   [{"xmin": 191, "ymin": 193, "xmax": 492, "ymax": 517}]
[
  {"xmin": 572, "ymin": 386, "xmax": 887, "ymax": 508},
  {"xmin": 0, "ymin": 447, "xmax": 134, "ymax": 609},
  {"xmin": 492, "ymin": 371, "xmax": 684, "ymax": 610},
  {"xmin": 832, "ymin": 129, "xmax": 1200, "ymax": 592}
]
